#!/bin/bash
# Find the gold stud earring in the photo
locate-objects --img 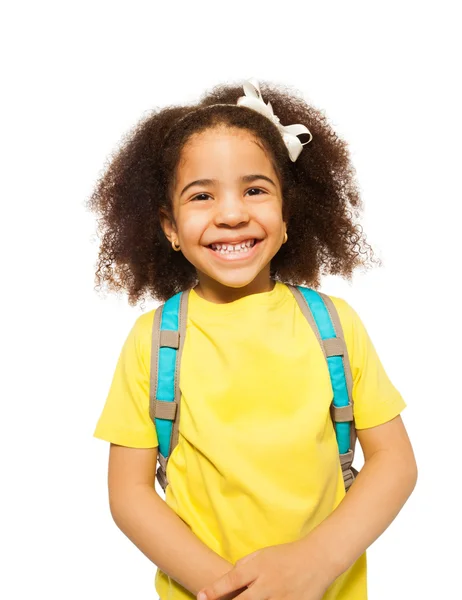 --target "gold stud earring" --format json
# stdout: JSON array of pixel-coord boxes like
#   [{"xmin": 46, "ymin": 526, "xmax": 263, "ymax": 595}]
[{"xmin": 172, "ymin": 239, "xmax": 181, "ymax": 251}]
